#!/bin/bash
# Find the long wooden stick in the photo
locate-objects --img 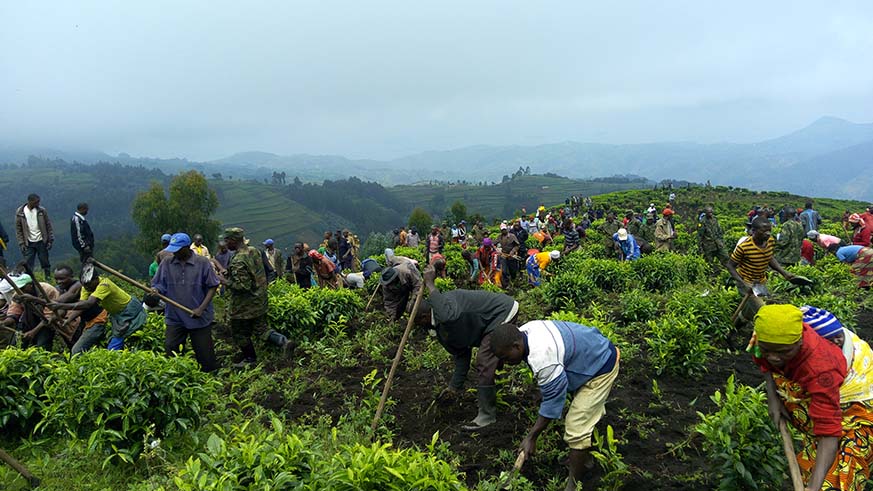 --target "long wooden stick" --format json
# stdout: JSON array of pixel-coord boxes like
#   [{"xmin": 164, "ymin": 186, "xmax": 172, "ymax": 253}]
[
  {"xmin": 370, "ymin": 285, "xmax": 425, "ymax": 433},
  {"xmin": 19, "ymin": 264, "xmax": 74, "ymax": 347},
  {"xmin": 90, "ymin": 259, "xmax": 195, "ymax": 316},
  {"xmin": 0, "ymin": 447, "xmax": 40, "ymax": 488},
  {"xmin": 779, "ymin": 419, "xmax": 805, "ymax": 491},
  {"xmin": 365, "ymin": 283, "xmax": 381, "ymax": 311}
]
